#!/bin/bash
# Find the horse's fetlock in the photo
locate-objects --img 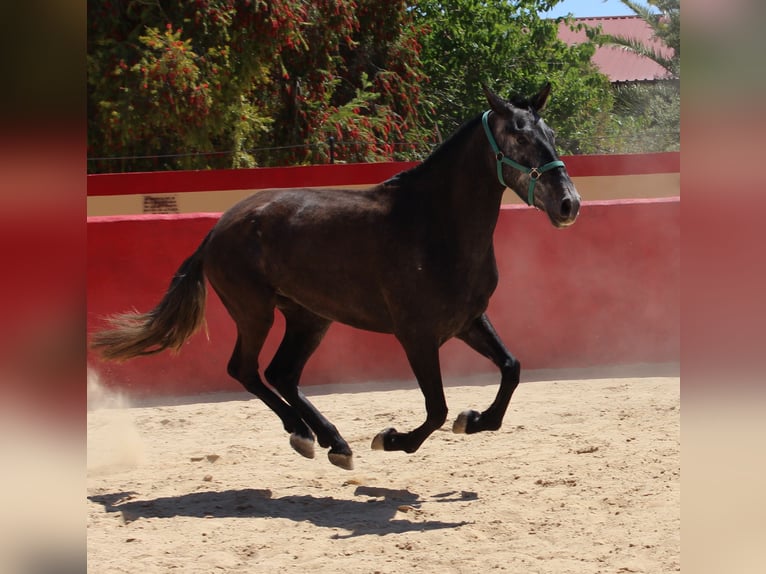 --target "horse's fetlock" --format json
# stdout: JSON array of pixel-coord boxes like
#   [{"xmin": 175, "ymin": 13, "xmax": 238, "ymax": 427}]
[
  {"xmin": 429, "ymin": 408, "xmax": 448, "ymax": 429},
  {"xmin": 486, "ymin": 419, "xmax": 503, "ymax": 431}
]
